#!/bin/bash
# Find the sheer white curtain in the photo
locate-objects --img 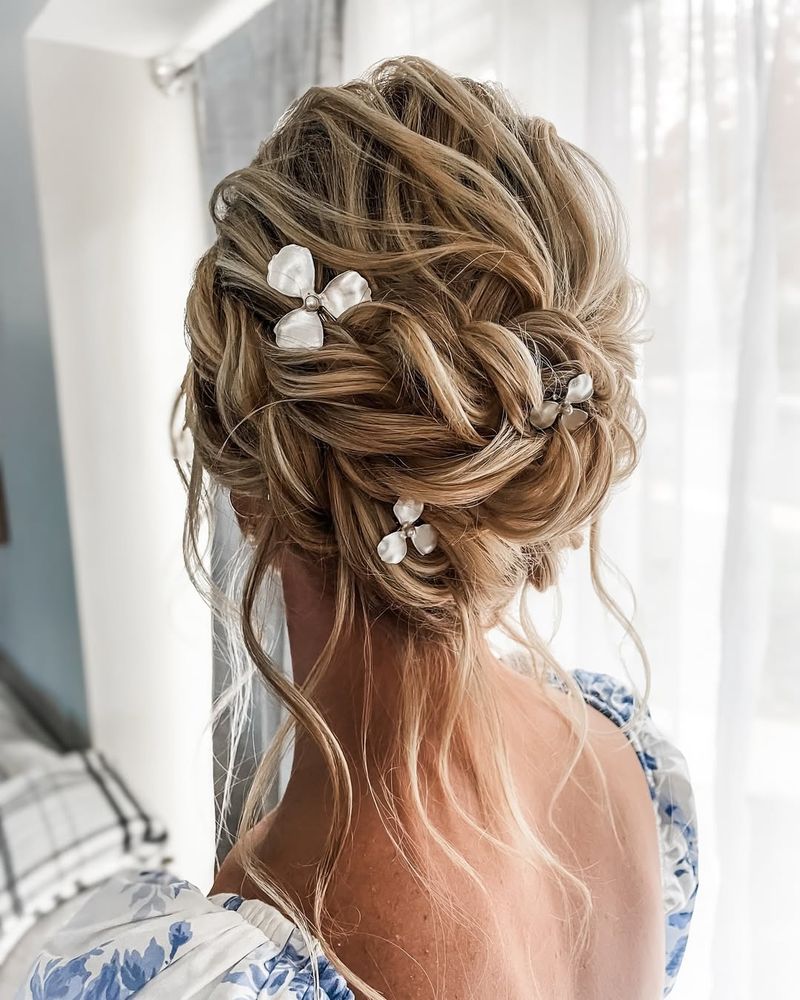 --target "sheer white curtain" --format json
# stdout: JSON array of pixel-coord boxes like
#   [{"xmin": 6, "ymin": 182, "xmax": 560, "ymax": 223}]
[{"xmin": 345, "ymin": 2, "xmax": 799, "ymax": 998}]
